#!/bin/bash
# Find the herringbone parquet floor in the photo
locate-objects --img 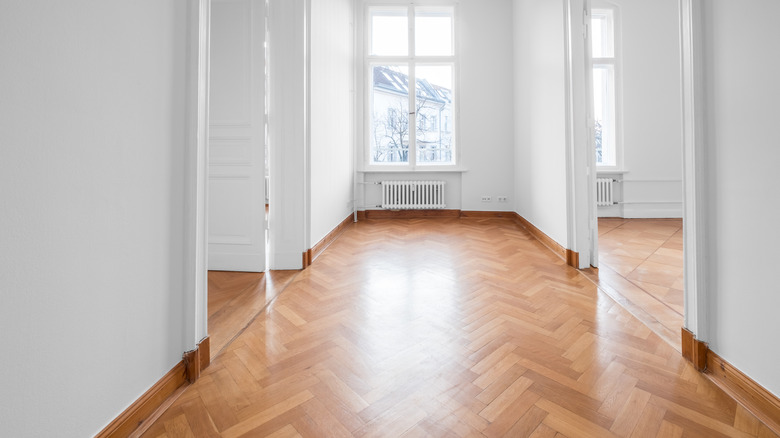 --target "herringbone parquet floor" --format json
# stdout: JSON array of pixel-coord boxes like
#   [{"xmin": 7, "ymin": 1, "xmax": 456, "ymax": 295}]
[
  {"xmin": 141, "ymin": 218, "xmax": 778, "ymax": 437},
  {"xmin": 583, "ymin": 219, "xmax": 684, "ymax": 350}
]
